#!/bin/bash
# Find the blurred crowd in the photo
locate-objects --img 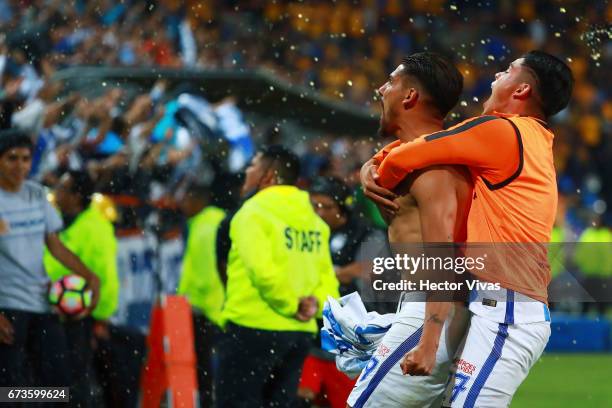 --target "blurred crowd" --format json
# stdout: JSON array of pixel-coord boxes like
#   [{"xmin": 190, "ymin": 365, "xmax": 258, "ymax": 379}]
[
  {"xmin": 0, "ymin": 0, "xmax": 610, "ymax": 230},
  {"xmin": 0, "ymin": 0, "xmax": 610, "ymax": 406}
]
